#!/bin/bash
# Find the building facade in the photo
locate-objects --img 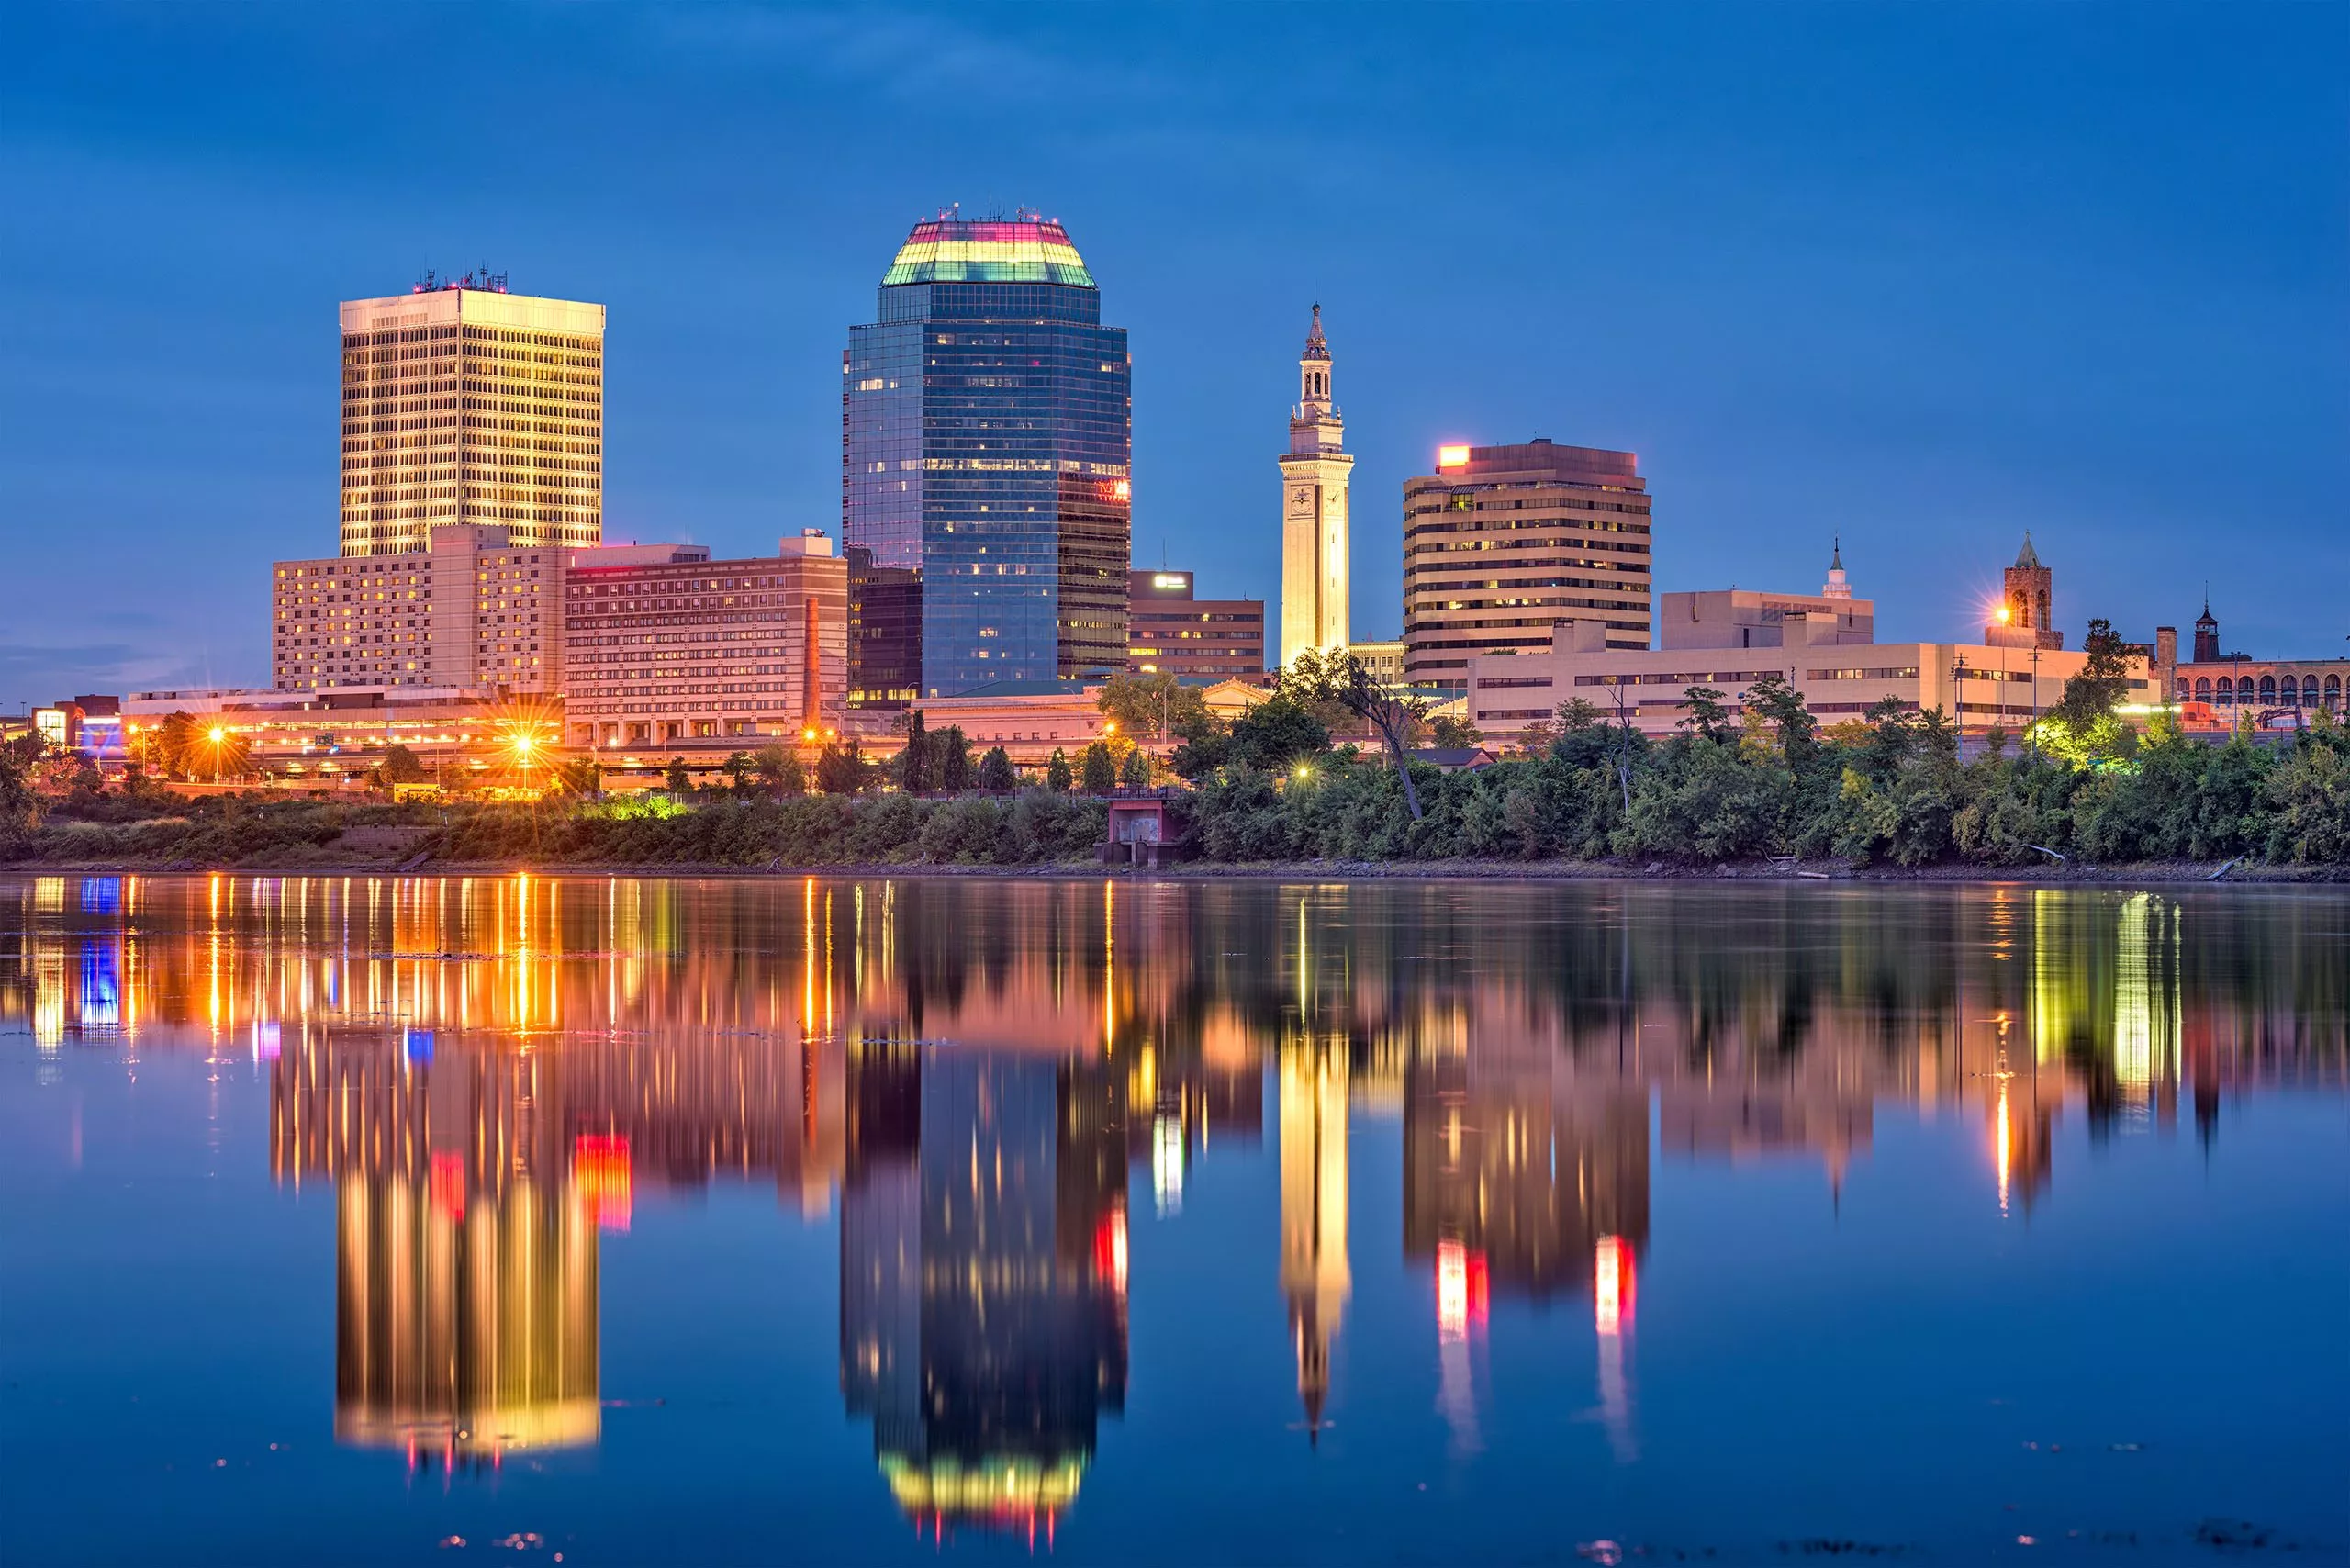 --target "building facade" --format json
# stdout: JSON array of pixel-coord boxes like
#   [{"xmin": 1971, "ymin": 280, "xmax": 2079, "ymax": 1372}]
[
  {"xmin": 1127, "ymin": 570, "xmax": 1265, "ymax": 678},
  {"xmin": 1467, "ymin": 577, "xmax": 2151, "ymax": 741},
  {"xmin": 272, "ymin": 524, "xmax": 611, "ymax": 698},
  {"xmin": 1403, "ymin": 441, "xmax": 1654, "ymax": 692},
  {"xmin": 845, "ymin": 544, "xmax": 923, "ymax": 720},
  {"xmin": 561, "ymin": 532, "xmax": 849, "ymax": 748},
  {"xmin": 1279, "ymin": 306, "xmax": 1353, "ymax": 669},
  {"xmin": 2160, "ymin": 600, "xmax": 2347, "ymax": 721},
  {"xmin": 339, "ymin": 274, "xmax": 604, "ymax": 557},
  {"xmin": 843, "ymin": 211, "xmax": 1131, "ymax": 696}
]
